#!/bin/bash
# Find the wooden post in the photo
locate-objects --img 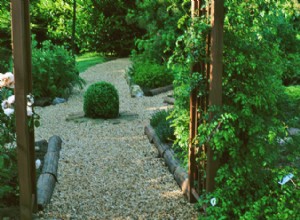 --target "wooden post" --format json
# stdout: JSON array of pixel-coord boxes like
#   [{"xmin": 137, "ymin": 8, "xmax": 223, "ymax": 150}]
[
  {"xmin": 11, "ymin": 0, "xmax": 36, "ymax": 218},
  {"xmin": 206, "ymin": 0, "xmax": 224, "ymax": 193},
  {"xmin": 188, "ymin": 0, "xmax": 201, "ymax": 203}
]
